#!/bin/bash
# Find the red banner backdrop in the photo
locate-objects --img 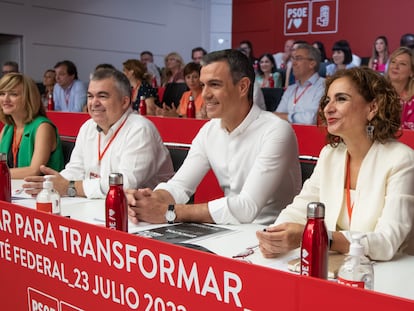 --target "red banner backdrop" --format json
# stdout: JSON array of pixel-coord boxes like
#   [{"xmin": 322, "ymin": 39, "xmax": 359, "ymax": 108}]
[{"xmin": 0, "ymin": 202, "xmax": 413, "ymax": 310}]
